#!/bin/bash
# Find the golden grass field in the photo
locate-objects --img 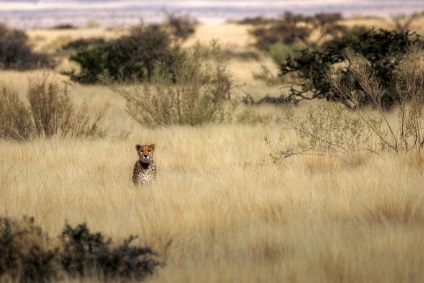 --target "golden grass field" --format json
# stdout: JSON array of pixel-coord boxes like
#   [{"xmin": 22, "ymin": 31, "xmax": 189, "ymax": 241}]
[{"xmin": 1, "ymin": 18, "xmax": 424, "ymax": 282}]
